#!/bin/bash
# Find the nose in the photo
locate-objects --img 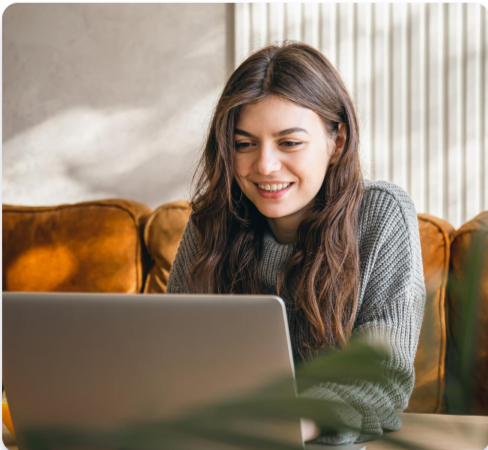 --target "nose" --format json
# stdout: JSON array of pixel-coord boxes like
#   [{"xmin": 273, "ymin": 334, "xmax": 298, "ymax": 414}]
[{"xmin": 253, "ymin": 144, "xmax": 281, "ymax": 175}]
